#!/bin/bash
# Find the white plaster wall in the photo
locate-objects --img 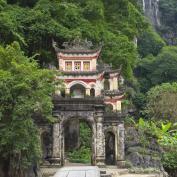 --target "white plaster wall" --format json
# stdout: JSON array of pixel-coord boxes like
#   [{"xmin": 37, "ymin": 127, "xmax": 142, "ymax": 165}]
[
  {"xmin": 59, "ymin": 58, "xmax": 97, "ymax": 72},
  {"xmin": 95, "ymin": 80, "xmax": 103, "ymax": 96},
  {"xmin": 116, "ymin": 101, "xmax": 122, "ymax": 111}
]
